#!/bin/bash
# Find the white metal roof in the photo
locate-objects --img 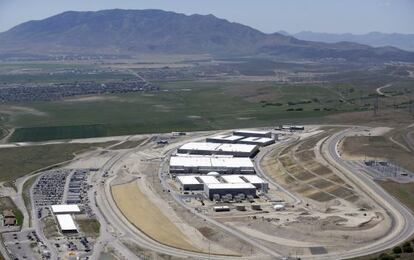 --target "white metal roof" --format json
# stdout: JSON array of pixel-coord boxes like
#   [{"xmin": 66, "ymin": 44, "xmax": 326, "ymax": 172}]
[
  {"xmin": 170, "ymin": 156, "xmax": 254, "ymax": 168},
  {"xmin": 176, "ymin": 176, "xmax": 201, "ymax": 185},
  {"xmin": 222, "ymin": 175, "xmax": 246, "ymax": 184},
  {"xmin": 56, "ymin": 214, "xmax": 77, "ymax": 231},
  {"xmin": 205, "ymin": 183, "xmax": 256, "ymax": 189},
  {"xmin": 241, "ymin": 137, "xmax": 274, "ymax": 143},
  {"xmin": 51, "ymin": 204, "xmax": 81, "ymax": 214},
  {"xmin": 198, "ymin": 175, "xmax": 220, "ymax": 184},
  {"xmin": 207, "ymin": 135, "xmax": 245, "ymax": 141},
  {"xmin": 242, "ymin": 175, "xmax": 266, "ymax": 184},
  {"xmin": 234, "ymin": 130, "xmax": 271, "ymax": 135},
  {"xmin": 179, "ymin": 142, "xmax": 257, "ymax": 153},
  {"xmin": 210, "ymin": 157, "xmax": 254, "ymax": 168}
]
